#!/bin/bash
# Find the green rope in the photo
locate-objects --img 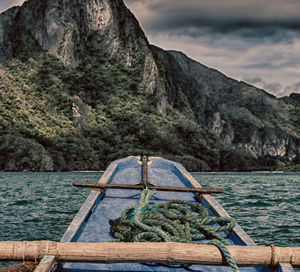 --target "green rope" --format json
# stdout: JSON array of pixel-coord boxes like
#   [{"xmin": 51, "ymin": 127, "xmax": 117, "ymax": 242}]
[{"xmin": 109, "ymin": 189, "xmax": 239, "ymax": 272}]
